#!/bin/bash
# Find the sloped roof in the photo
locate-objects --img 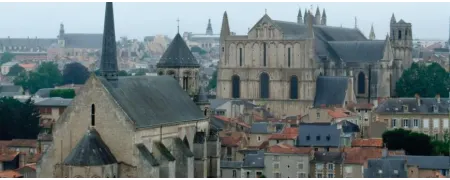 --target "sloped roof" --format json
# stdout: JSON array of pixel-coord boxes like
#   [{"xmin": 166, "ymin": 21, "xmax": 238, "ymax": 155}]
[
  {"xmin": 242, "ymin": 150, "xmax": 264, "ymax": 168},
  {"xmin": 156, "ymin": 33, "xmax": 199, "ymax": 68},
  {"xmin": 34, "ymin": 97, "xmax": 72, "ymax": 107},
  {"xmin": 0, "ymin": 38, "xmax": 56, "ymax": 48},
  {"xmin": 312, "ymin": 151, "xmax": 343, "ymax": 163},
  {"xmin": 267, "ymin": 144, "xmax": 311, "ymax": 154},
  {"xmin": 250, "ymin": 123, "xmax": 269, "ymax": 134},
  {"xmin": 313, "ymin": 76, "xmax": 349, "ymax": 108},
  {"xmin": 64, "ymin": 33, "xmax": 103, "ymax": 49},
  {"xmin": 98, "ymin": 75, "xmax": 205, "ymax": 128},
  {"xmin": 0, "ymin": 85, "xmax": 21, "ymax": 93},
  {"xmin": 221, "ymin": 161, "xmax": 243, "ymax": 169},
  {"xmin": 328, "ymin": 40, "xmax": 385, "ymax": 63},
  {"xmin": 63, "ymin": 127, "xmax": 117, "ymax": 166},
  {"xmin": 375, "ymin": 98, "xmax": 450, "ymax": 114},
  {"xmin": 297, "ymin": 123, "xmax": 340, "ymax": 147},
  {"xmin": 365, "ymin": 158, "xmax": 407, "ymax": 178},
  {"xmin": 351, "ymin": 138, "xmax": 383, "ymax": 147},
  {"xmin": 388, "ymin": 155, "xmax": 450, "ymax": 170}
]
